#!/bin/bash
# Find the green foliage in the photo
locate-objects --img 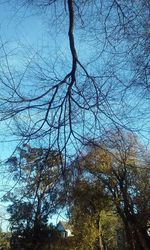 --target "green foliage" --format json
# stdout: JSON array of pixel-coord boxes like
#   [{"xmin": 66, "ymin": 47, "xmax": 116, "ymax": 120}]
[
  {"xmin": 4, "ymin": 132, "xmax": 150, "ymax": 250},
  {"xmin": 71, "ymin": 130, "xmax": 150, "ymax": 249},
  {"xmin": 7, "ymin": 200, "xmax": 36, "ymax": 232},
  {"xmin": 5, "ymin": 145, "xmax": 65, "ymax": 249},
  {"xmin": 0, "ymin": 232, "xmax": 11, "ymax": 250},
  {"xmin": 69, "ymin": 179, "xmax": 119, "ymax": 250},
  {"xmin": 10, "ymin": 225, "xmax": 56, "ymax": 250},
  {"xmin": 99, "ymin": 210, "xmax": 119, "ymax": 249}
]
